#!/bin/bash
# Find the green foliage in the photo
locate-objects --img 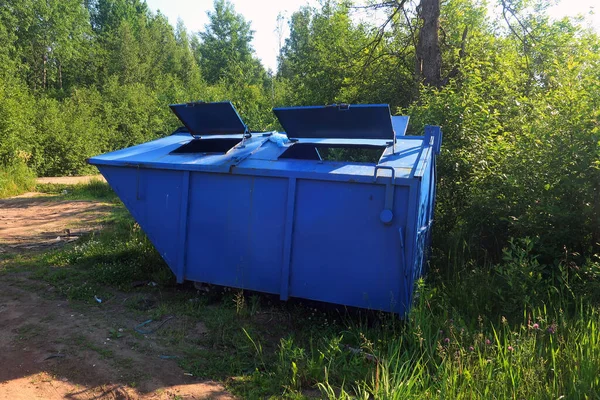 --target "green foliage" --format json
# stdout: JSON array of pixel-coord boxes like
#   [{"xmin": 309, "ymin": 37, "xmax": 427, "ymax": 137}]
[
  {"xmin": 0, "ymin": 0, "xmax": 274, "ymax": 177},
  {"xmin": 0, "ymin": 158, "xmax": 36, "ymax": 198},
  {"xmin": 196, "ymin": 0, "xmax": 264, "ymax": 85},
  {"xmin": 278, "ymin": 3, "xmax": 375, "ymax": 106},
  {"xmin": 3, "ymin": 0, "xmax": 91, "ymax": 91},
  {"xmin": 404, "ymin": 11, "xmax": 600, "ymax": 261}
]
